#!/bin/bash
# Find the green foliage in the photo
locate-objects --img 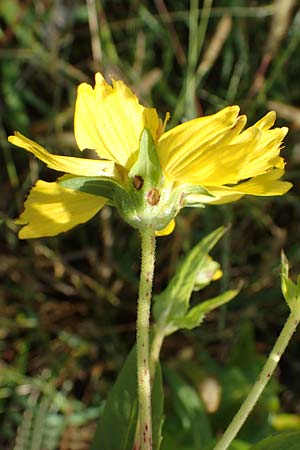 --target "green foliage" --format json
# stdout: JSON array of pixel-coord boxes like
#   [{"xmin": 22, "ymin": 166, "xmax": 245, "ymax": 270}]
[
  {"xmin": 281, "ymin": 252, "xmax": 300, "ymax": 315},
  {"xmin": 0, "ymin": 366, "xmax": 100, "ymax": 450},
  {"xmin": 1, "ymin": 1, "xmax": 300, "ymax": 449},
  {"xmin": 91, "ymin": 347, "xmax": 138, "ymax": 450},
  {"xmin": 91, "ymin": 347, "xmax": 164, "ymax": 450},
  {"xmin": 249, "ymin": 432, "xmax": 300, "ymax": 450},
  {"xmin": 215, "ymin": 324, "xmax": 280, "ymax": 443},
  {"xmin": 162, "ymin": 368, "xmax": 213, "ymax": 450},
  {"xmin": 173, "ymin": 290, "xmax": 238, "ymax": 331},
  {"xmin": 152, "ymin": 364, "xmax": 164, "ymax": 450},
  {"xmin": 153, "ymin": 227, "xmax": 238, "ymax": 336}
]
